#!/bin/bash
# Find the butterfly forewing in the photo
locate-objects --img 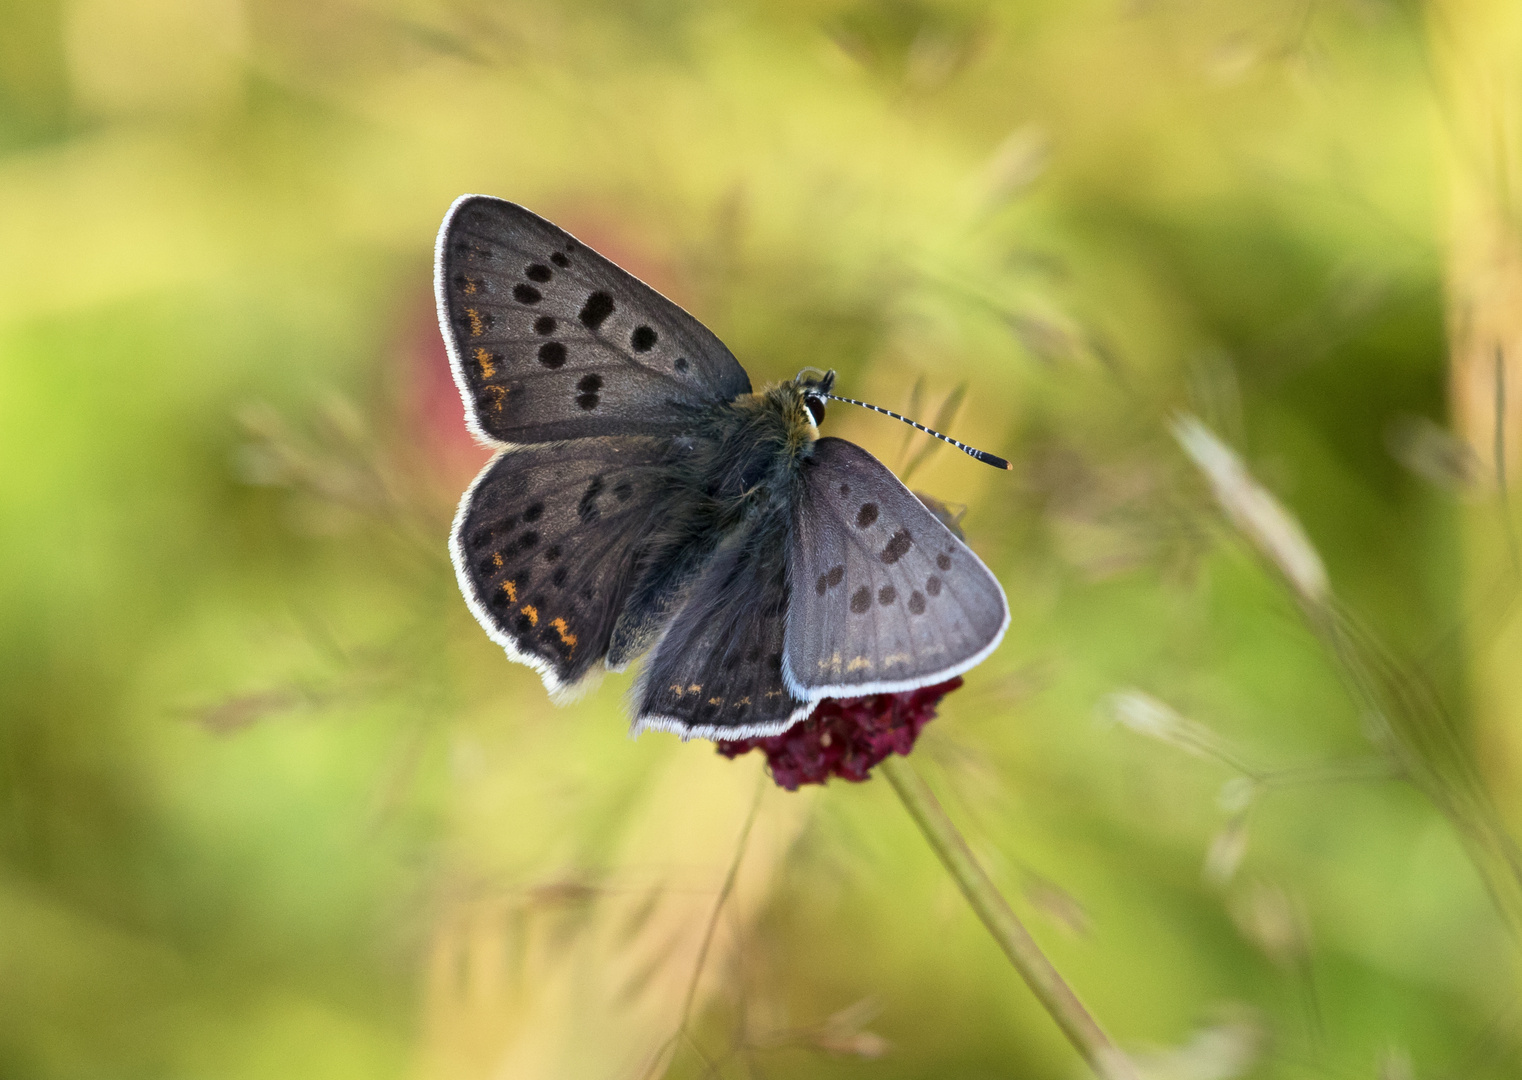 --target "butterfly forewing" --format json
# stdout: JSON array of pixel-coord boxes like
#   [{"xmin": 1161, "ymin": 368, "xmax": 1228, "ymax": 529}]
[
  {"xmin": 452, "ymin": 437, "xmax": 693, "ymax": 692},
  {"xmin": 785, "ymin": 438, "xmax": 1009, "ymax": 697},
  {"xmin": 436, "ymin": 195, "xmax": 752, "ymax": 446},
  {"xmin": 634, "ymin": 509, "xmax": 811, "ymax": 739}
]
